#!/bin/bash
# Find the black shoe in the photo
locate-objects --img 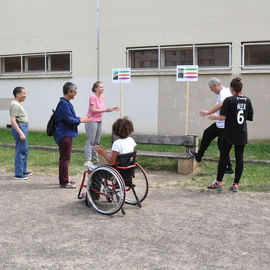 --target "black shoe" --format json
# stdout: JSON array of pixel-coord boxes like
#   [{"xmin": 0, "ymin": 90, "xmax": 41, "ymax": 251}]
[
  {"xmin": 224, "ymin": 168, "xmax": 234, "ymax": 174},
  {"xmin": 14, "ymin": 175, "xmax": 28, "ymax": 180},
  {"xmin": 23, "ymin": 171, "xmax": 32, "ymax": 177},
  {"xmin": 189, "ymin": 150, "xmax": 201, "ymax": 163}
]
